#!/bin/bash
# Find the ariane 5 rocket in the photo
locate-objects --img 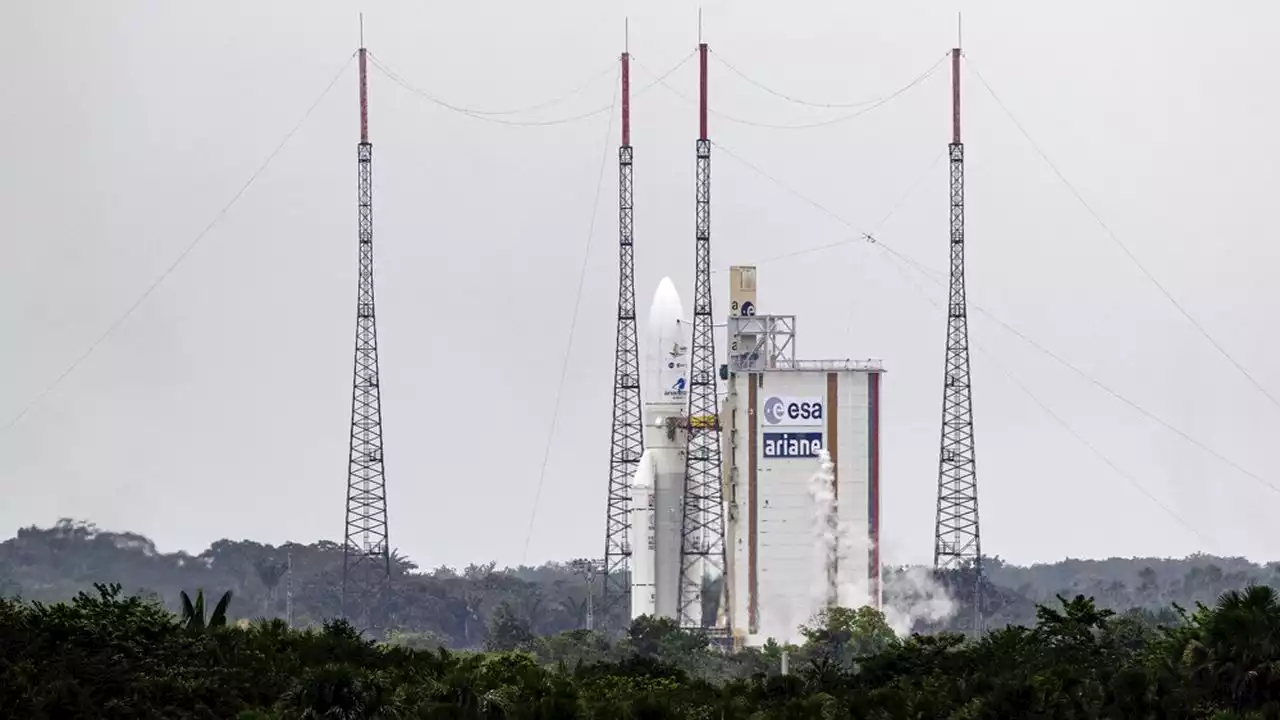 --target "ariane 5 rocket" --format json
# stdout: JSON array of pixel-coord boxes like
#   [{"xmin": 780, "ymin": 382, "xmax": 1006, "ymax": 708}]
[{"xmin": 630, "ymin": 277, "xmax": 690, "ymax": 621}]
